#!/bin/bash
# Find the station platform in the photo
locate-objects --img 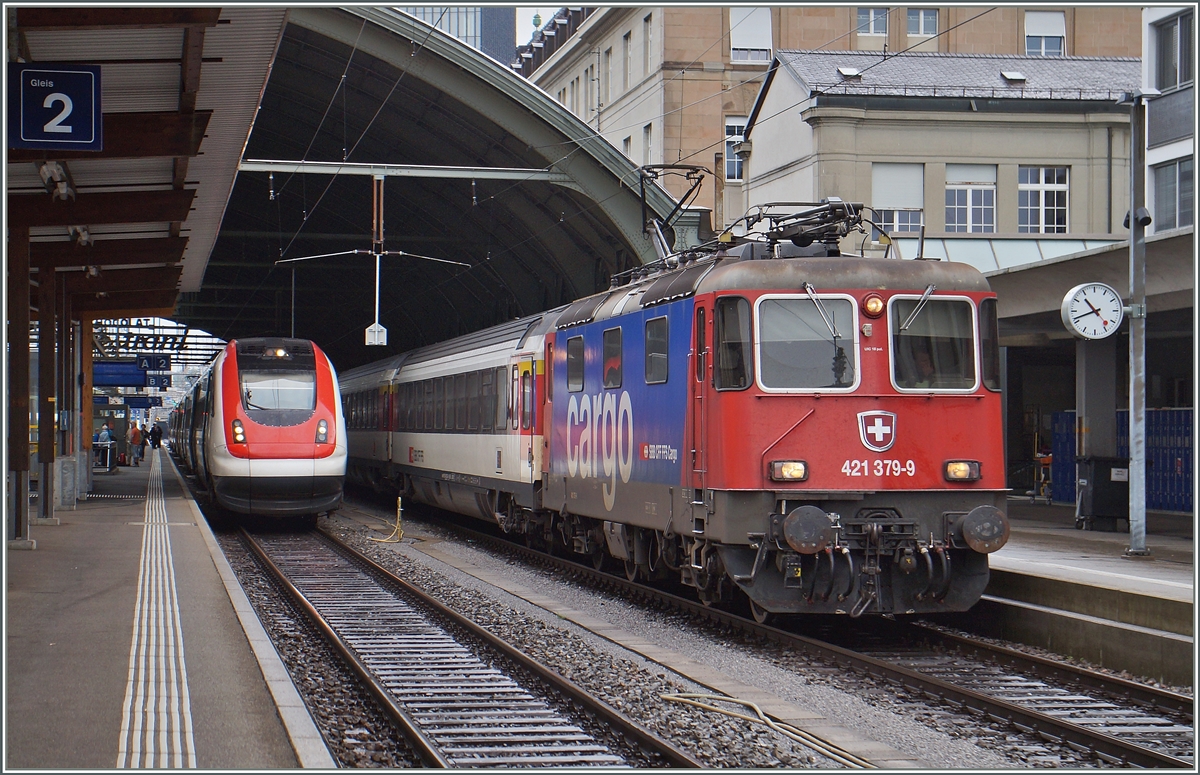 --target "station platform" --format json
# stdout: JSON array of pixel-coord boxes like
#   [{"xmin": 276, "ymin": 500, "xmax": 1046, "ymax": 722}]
[
  {"xmin": 5, "ymin": 448, "xmax": 332, "ymax": 769},
  {"xmin": 967, "ymin": 497, "xmax": 1194, "ymax": 686}
]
